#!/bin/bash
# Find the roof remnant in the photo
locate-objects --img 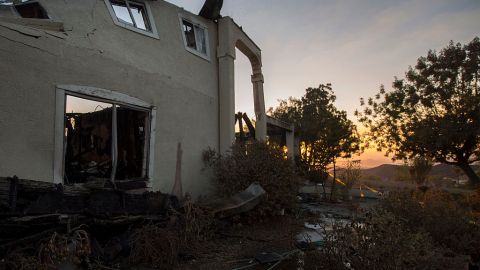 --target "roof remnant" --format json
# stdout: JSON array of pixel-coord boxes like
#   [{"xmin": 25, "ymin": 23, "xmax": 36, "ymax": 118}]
[{"xmin": 199, "ymin": 0, "xmax": 223, "ymax": 20}]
